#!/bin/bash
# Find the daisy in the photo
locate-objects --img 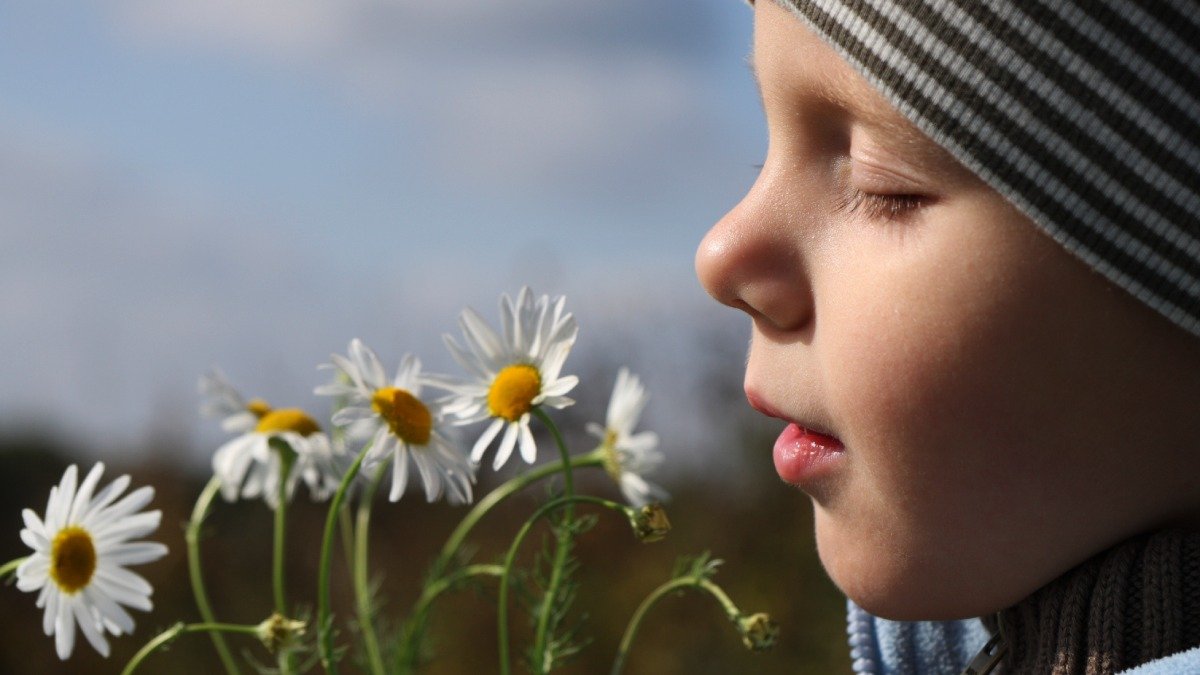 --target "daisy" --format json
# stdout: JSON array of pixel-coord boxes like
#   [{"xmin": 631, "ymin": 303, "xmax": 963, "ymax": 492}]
[
  {"xmin": 316, "ymin": 339, "xmax": 474, "ymax": 504},
  {"xmin": 587, "ymin": 368, "xmax": 667, "ymax": 507},
  {"xmin": 199, "ymin": 369, "xmax": 272, "ymax": 433},
  {"xmin": 211, "ymin": 406, "xmax": 341, "ymax": 509},
  {"xmin": 438, "ymin": 287, "xmax": 579, "ymax": 470},
  {"xmin": 15, "ymin": 463, "xmax": 167, "ymax": 660}
]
